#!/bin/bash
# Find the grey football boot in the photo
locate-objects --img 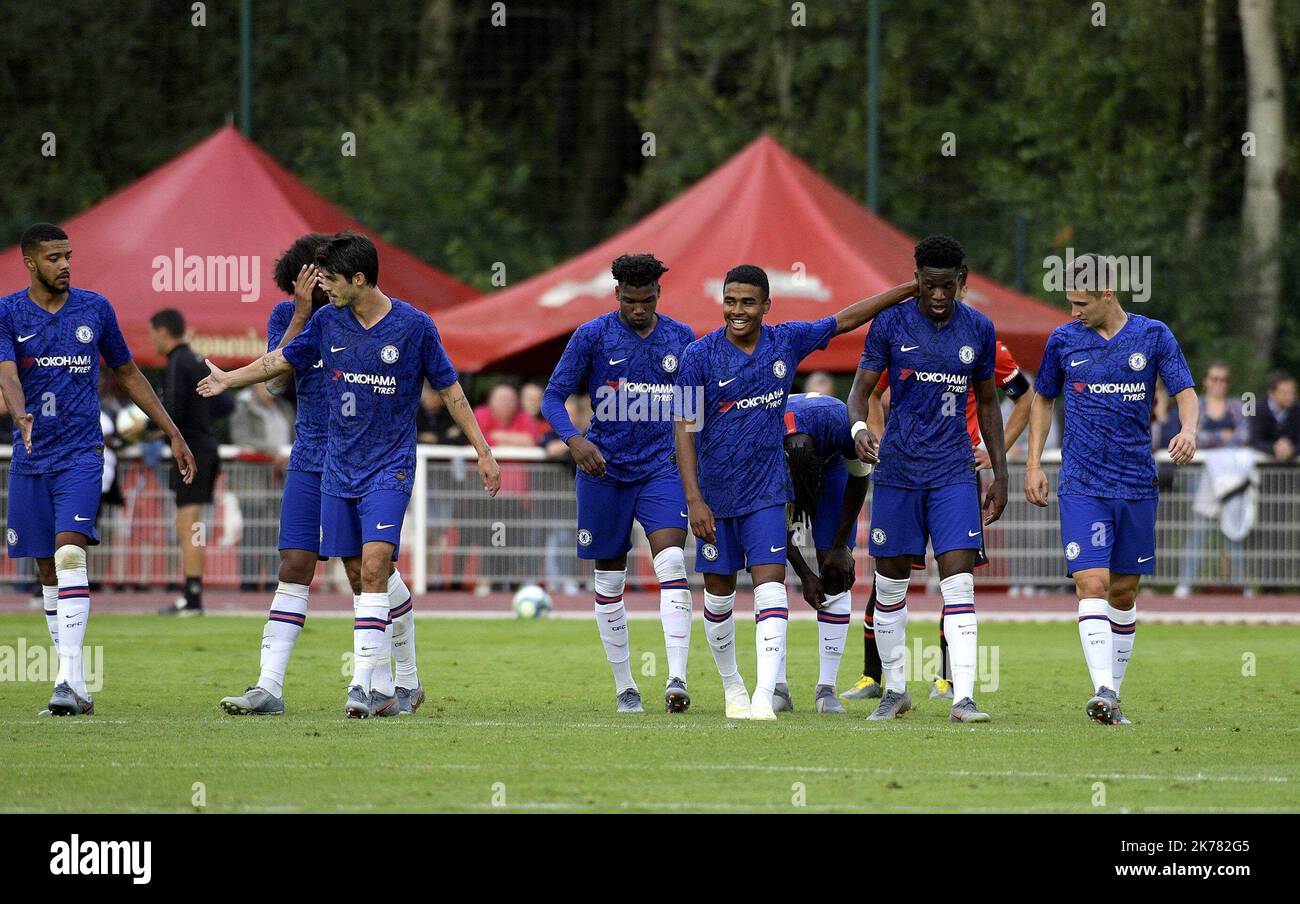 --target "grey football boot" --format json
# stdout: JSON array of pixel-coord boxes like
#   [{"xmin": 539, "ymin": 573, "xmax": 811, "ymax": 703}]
[
  {"xmin": 395, "ymin": 684, "xmax": 425, "ymax": 715},
  {"xmin": 867, "ymin": 688, "xmax": 913, "ymax": 720},
  {"xmin": 814, "ymin": 684, "xmax": 846, "ymax": 714},
  {"xmin": 1086, "ymin": 686, "xmax": 1120, "ymax": 725},
  {"xmin": 616, "ymin": 688, "xmax": 645, "ymax": 713},
  {"xmin": 220, "ymin": 686, "xmax": 285, "ymax": 716},
  {"xmin": 772, "ymin": 682, "xmax": 794, "ymax": 713},
  {"xmin": 368, "ymin": 689, "xmax": 400, "ymax": 717},
  {"xmin": 47, "ymin": 682, "xmax": 94, "ymax": 716},
  {"xmin": 344, "ymin": 684, "xmax": 372, "ymax": 719},
  {"xmin": 948, "ymin": 697, "xmax": 991, "ymax": 723},
  {"xmin": 664, "ymin": 677, "xmax": 690, "ymax": 713}
]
